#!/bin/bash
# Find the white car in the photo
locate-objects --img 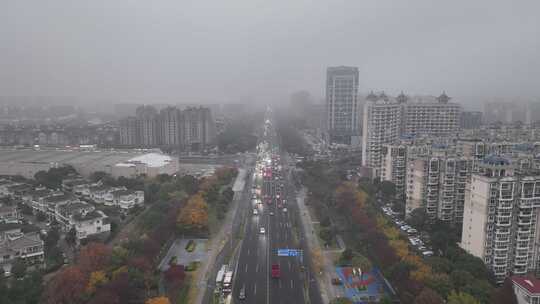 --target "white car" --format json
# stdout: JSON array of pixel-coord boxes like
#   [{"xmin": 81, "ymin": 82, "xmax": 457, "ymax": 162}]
[
  {"xmin": 260, "ymin": 227, "xmax": 266, "ymax": 234},
  {"xmin": 282, "ymin": 208, "xmax": 287, "ymax": 213},
  {"xmin": 253, "ymin": 209, "xmax": 258, "ymax": 215}
]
